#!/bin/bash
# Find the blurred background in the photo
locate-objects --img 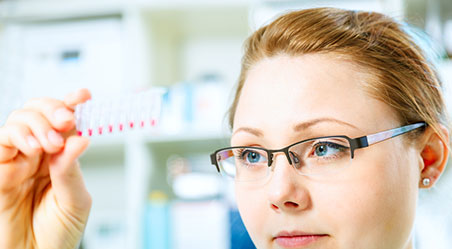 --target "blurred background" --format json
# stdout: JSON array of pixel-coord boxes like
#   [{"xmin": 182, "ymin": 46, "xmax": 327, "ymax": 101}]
[{"xmin": 0, "ymin": 0, "xmax": 451, "ymax": 249}]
